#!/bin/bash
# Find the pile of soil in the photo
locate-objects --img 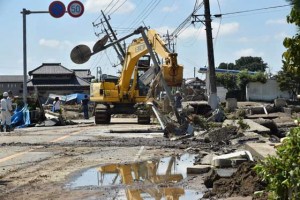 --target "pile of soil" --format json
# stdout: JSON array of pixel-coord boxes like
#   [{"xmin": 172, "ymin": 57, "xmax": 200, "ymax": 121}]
[
  {"xmin": 205, "ymin": 126, "xmax": 241, "ymax": 144},
  {"xmin": 203, "ymin": 162, "xmax": 267, "ymax": 199}
]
